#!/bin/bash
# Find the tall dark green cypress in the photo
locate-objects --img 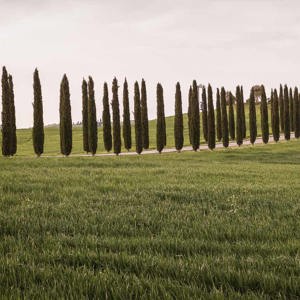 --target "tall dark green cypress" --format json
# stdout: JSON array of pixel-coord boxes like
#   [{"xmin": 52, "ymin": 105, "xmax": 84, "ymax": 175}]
[
  {"xmin": 202, "ymin": 87, "xmax": 208, "ymax": 142},
  {"xmin": 260, "ymin": 85, "xmax": 269, "ymax": 144},
  {"xmin": 190, "ymin": 80, "xmax": 200, "ymax": 151},
  {"xmin": 228, "ymin": 92, "xmax": 235, "ymax": 140},
  {"xmin": 82, "ymin": 79, "xmax": 89, "ymax": 153},
  {"xmin": 134, "ymin": 81, "xmax": 142, "ymax": 154},
  {"xmin": 193, "ymin": 80, "xmax": 200, "ymax": 139},
  {"xmin": 188, "ymin": 86, "xmax": 192, "ymax": 144},
  {"xmin": 59, "ymin": 74, "xmax": 72, "ymax": 156},
  {"xmin": 102, "ymin": 82, "xmax": 112, "ymax": 152},
  {"xmin": 240, "ymin": 86, "xmax": 246, "ymax": 138},
  {"xmin": 2, "ymin": 67, "xmax": 10, "ymax": 156},
  {"xmin": 270, "ymin": 89, "xmax": 274, "ymax": 135},
  {"xmin": 156, "ymin": 83, "xmax": 166, "ymax": 153},
  {"xmin": 289, "ymin": 87, "xmax": 294, "ymax": 132},
  {"xmin": 249, "ymin": 87, "xmax": 257, "ymax": 145},
  {"xmin": 33, "ymin": 68, "xmax": 44, "ymax": 156},
  {"xmin": 294, "ymin": 87, "xmax": 300, "ymax": 138},
  {"xmin": 272, "ymin": 89, "xmax": 280, "ymax": 142},
  {"xmin": 190, "ymin": 89, "xmax": 199, "ymax": 151},
  {"xmin": 174, "ymin": 82, "xmax": 183, "ymax": 151},
  {"xmin": 279, "ymin": 84, "xmax": 284, "ymax": 132},
  {"xmin": 216, "ymin": 88, "xmax": 222, "ymax": 142},
  {"xmin": 122, "ymin": 78, "xmax": 131, "ymax": 151},
  {"xmin": 8, "ymin": 75, "xmax": 16, "ymax": 155},
  {"xmin": 236, "ymin": 86, "xmax": 243, "ymax": 146},
  {"xmin": 87, "ymin": 76, "xmax": 97, "ymax": 155},
  {"xmin": 283, "ymin": 85, "xmax": 290, "ymax": 140},
  {"xmin": 111, "ymin": 77, "xmax": 121, "ymax": 155},
  {"xmin": 141, "ymin": 79, "xmax": 149, "ymax": 149},
  {"xmin": 207, "ymin": 84, "xmax": 215, "ymax": 150},
  {"xmin": 220, "ymin": 87, "xmax": 229, "ymax": 148}
]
